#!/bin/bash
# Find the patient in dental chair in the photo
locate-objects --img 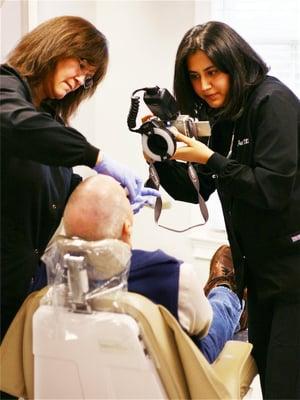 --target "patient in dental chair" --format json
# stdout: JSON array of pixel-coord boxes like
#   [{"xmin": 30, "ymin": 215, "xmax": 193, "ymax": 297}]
[{"xmin": 50, "ymin": 174, "xmax": 244, "ymax": 364}]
